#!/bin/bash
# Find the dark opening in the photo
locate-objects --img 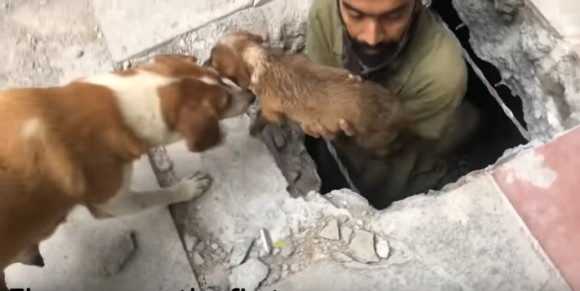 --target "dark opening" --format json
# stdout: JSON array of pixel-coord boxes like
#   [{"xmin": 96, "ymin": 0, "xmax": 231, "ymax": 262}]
[
  {"xmin": 430, "ymin": 0, "xmax": 528, "ymax": 181},
  {"xmin": 306, "ymin": 0, "xmax": 529, "ymax": 209}
]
